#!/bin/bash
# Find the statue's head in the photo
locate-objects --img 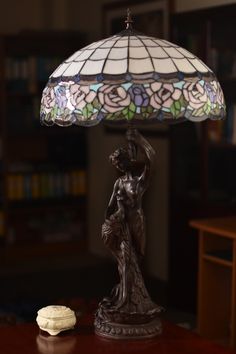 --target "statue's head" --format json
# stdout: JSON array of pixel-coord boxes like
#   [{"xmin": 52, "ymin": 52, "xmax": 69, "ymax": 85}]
[{"xmin": 109, "ymin": 148, "xmax": 131, "ymax": 173}]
